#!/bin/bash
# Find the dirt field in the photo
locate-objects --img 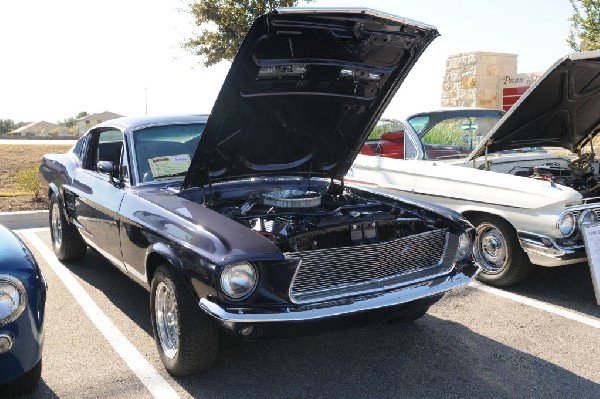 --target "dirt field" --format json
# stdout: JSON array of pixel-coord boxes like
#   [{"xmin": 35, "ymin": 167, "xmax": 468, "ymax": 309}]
[{"xmin": 0, "ymin": 144, "xmax": 72, "ymax": 211}]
